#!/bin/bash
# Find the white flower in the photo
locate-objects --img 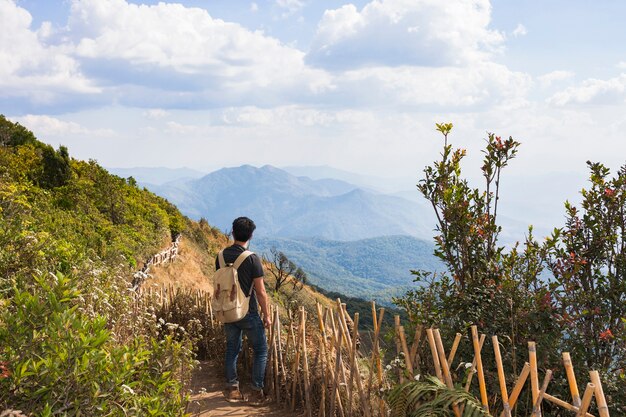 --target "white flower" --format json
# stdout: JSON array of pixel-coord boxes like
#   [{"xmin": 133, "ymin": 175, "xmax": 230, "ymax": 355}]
[
  {"xmin": 121, "ymin": 384, "xmax": 135, "ymax": 395},
  {"xmin": 414, "ymin": 374, "xmax": 421, "ymax": 381},
  {"xmin": 386, "ymin": 364, "xmax": 392, "ymax": 371},
  {"xmin": 465, "ymin": 363, "xmax": 473, "ymax": 369}
]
